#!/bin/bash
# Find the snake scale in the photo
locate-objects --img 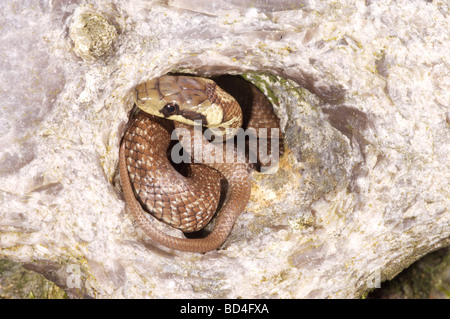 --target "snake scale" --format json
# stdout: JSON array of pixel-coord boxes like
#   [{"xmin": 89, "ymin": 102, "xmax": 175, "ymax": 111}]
[{"xmin": 119, "ymin": 75, "xmax": 281, "ymax": 252}]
